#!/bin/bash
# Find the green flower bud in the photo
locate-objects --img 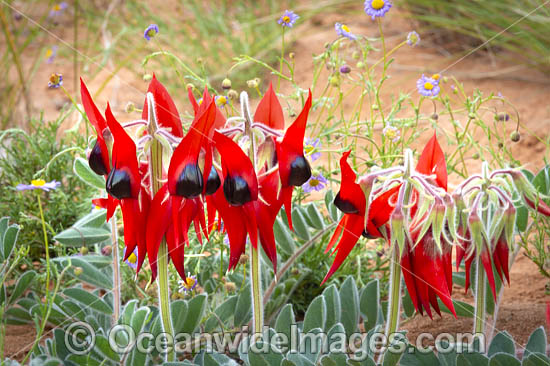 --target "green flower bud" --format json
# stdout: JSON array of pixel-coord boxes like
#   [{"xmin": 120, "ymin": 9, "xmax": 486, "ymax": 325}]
[
  {"xmin": 356, "ymin": 61, "xmax": 365, "ymax": 69},
  {"xmin": 125, "ymin": 102, "xmax": 135, "ymax": 114},
  {"xmin": 247, "ymin": 79, "xmax": 258, "ymax": 89},
  {"xmin": 80, "ymin": 246, "xmax": 88, "ymax": 255},
  {"xmin": 74, "ymin": 267, "xmax": 83, "ymax": 276},
  {"xmin": 510, "ymin": 131, "xmax": 520, "ymax": 142},
  {"xmin": 186, "ymin": 83, "xmax": 195, "ymax": 90},
  {"xmin": 227, "ymin": 89, "xmax": 238, "ymax": 100},
  {"xmin": 143, "ymin": 74, "xmax": 152, "ymax": 82},
  {"xmin": 352, "ymin": 51, "xmax": 360, "ymax": 60},
  {"xmin": 221, "ymin": 78, "xmax": 232, "ymax": 90},
  {"xmin": 329, "ymin": 76, "xmax": 340, "ymax": 87}
]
